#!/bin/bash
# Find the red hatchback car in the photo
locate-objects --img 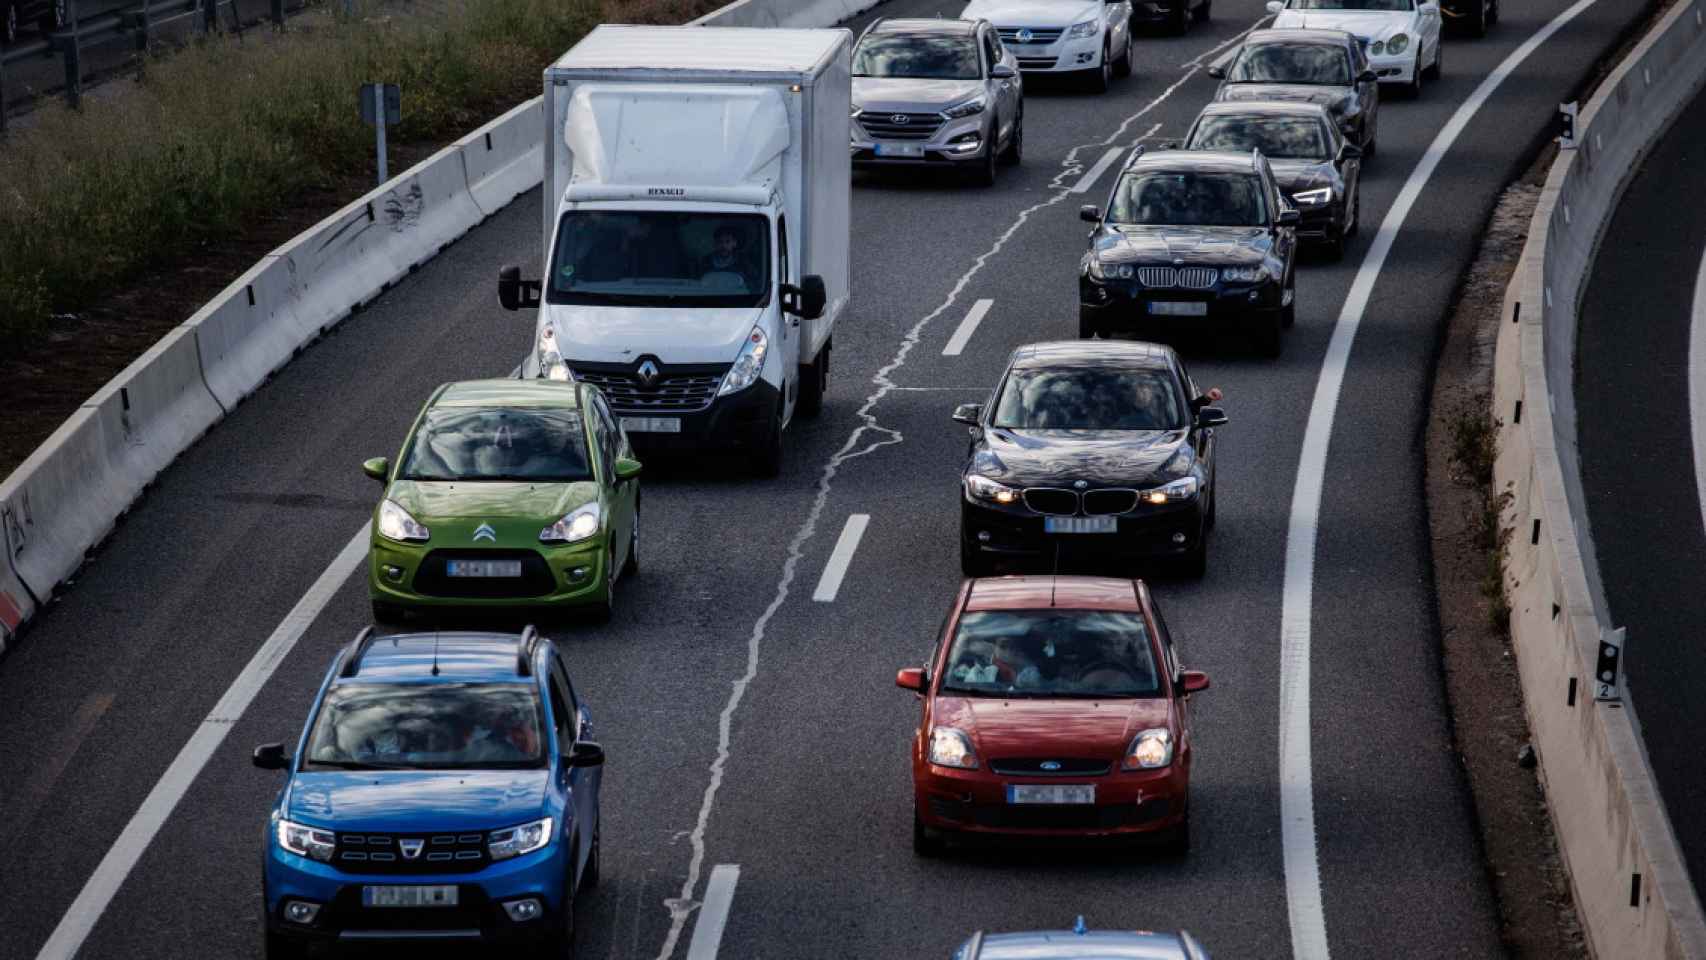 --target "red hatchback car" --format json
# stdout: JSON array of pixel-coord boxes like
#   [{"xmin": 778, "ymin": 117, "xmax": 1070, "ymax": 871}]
[{"xmin": 896, "ymin": 575, "xmax": 1209, "ymax": 855}]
